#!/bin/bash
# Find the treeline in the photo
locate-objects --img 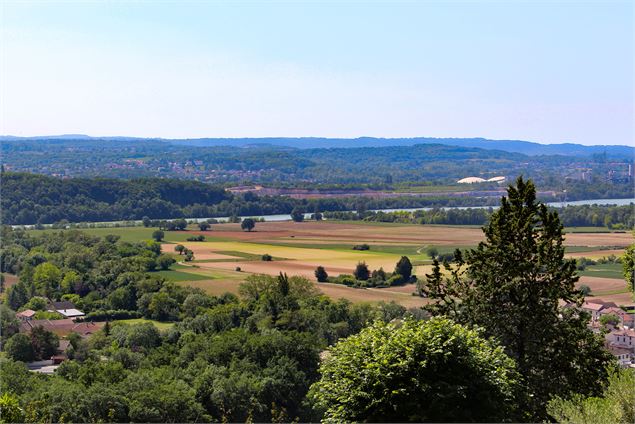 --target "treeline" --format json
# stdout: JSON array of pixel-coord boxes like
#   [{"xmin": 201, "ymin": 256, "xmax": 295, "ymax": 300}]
[
  {"xmin": 0, "ymin": 172, "xmax": 501, "ymax": 225},
  {"xmin": 3, "ymin": 172, "xmax": 633, "ymax": 227},
  {"xmin": 1, "ymin": 173, "xmax": 229, "ymax": 225},
  {"xmin": 324, "ymin": 204, "xmax": 634, "ymax": 229}
]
